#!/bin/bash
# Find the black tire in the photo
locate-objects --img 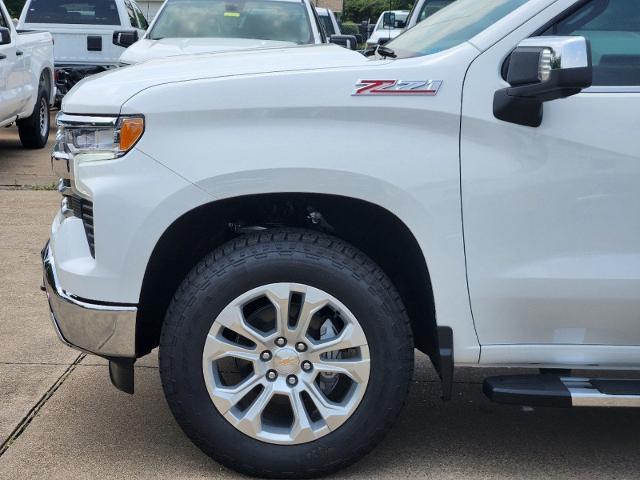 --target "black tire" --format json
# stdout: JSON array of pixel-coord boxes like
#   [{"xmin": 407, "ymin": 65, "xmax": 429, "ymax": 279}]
[
  {"xmin": 17, "ymin": 81, "xmax": 50, "ymax": 149},
  {"xmin": 159, "ymin": 229, "xmax": 414, "ymax": 478}
]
